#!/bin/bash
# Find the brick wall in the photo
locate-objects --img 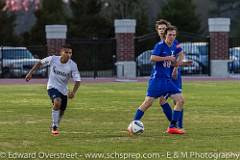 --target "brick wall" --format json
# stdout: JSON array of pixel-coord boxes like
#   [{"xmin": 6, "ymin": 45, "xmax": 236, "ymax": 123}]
[
  {"xmin": 210, "ymin": 32, "xmax": 229, "ymax": 60},
  {"xmin": 46, "ymin": 39, "xmax": 66, "ymax": 56},
  {"xmin": 45, "ymin": 25, "xmax": 67, "ymax": 56},
  {"xmin": 116, "ymin": 33, "xmax": 135, "ymax": 61}
]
